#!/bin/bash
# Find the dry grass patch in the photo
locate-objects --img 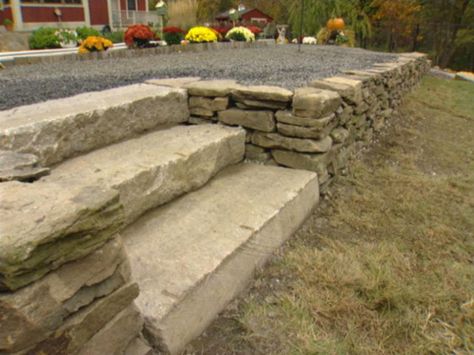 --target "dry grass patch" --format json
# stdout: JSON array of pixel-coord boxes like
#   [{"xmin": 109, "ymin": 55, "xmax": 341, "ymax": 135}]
[{"xmin": 190, "ymin": 77, "xmax": 474, "ymax": 354}]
